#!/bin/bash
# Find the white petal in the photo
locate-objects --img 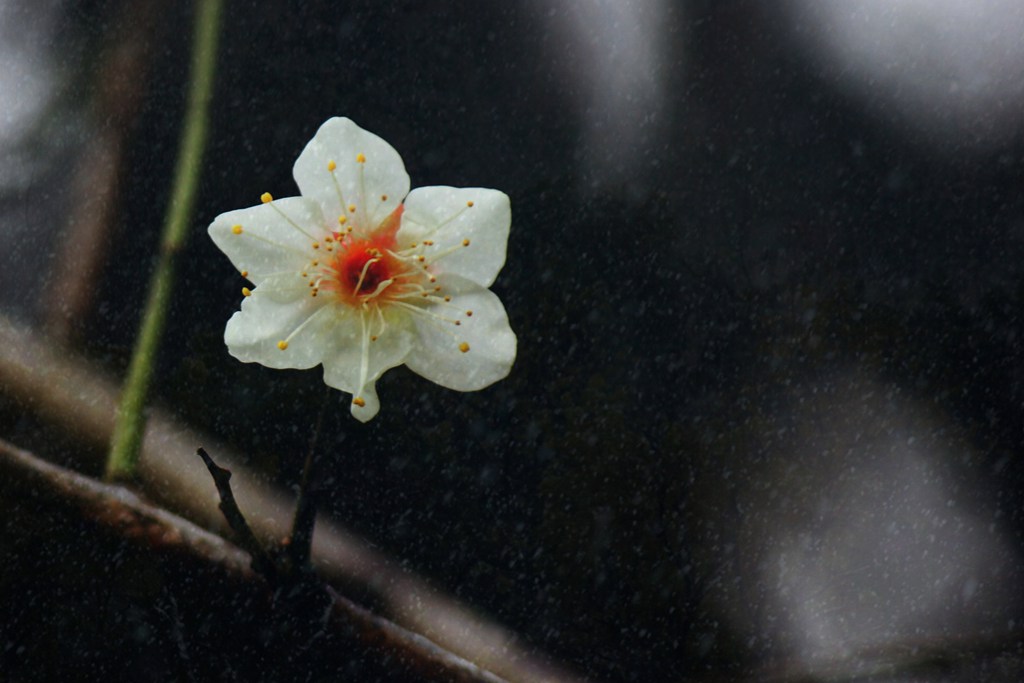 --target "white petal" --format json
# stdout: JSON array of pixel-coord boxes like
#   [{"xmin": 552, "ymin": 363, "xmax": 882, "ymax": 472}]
[
  {"xmin": 399, "ymin": 186, "xmax": 510, "ymax": 287},
  {"xmin": 209, "ymin": 197, "xmax": 326, "ymax": 283},
  {"xmin": 321, "ymin": 308, "xmax": 416, "ymax": 422},
  {"xmin": 404, "ymin": 274, "xmax": 516, "ymax": 391},
  {"xmin": 292, "ymin": 117, "xmax": 409, "ymax": 235},
  {"xmin": 225, "ymin": 277, "xmax": 349, "ymax": 369}
]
